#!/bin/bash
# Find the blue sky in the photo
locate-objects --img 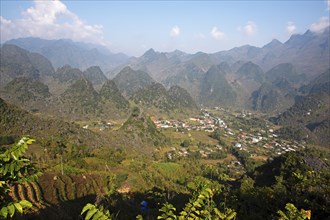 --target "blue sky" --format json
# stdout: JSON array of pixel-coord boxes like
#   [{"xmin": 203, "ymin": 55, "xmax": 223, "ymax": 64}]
[{"xmin": 1, "ymin": 1, "xmax": 329, "ymax": 56}]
